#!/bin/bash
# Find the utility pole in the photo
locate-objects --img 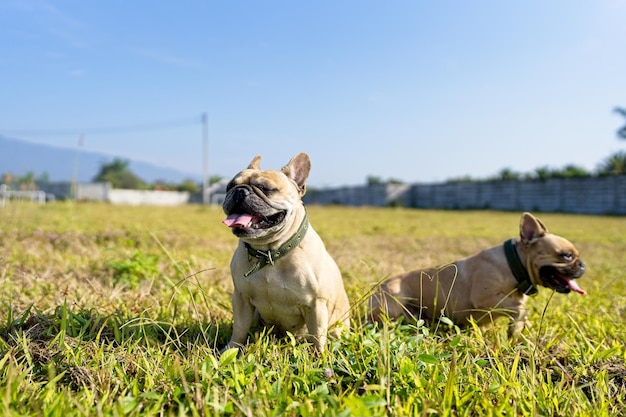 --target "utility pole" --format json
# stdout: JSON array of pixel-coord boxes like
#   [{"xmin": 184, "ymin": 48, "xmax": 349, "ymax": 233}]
[
  {"xmin": 202, "ymin": 112, "xmax": 209, "ymax": 204},
  {"xmin": 72, "ymin": 133, "xmax": 84, "ymax": 200}
]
